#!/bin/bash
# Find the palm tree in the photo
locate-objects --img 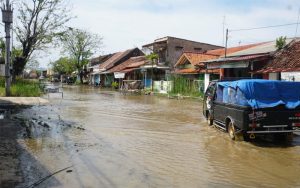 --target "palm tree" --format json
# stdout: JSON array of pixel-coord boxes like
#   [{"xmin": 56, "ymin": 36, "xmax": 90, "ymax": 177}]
[{"xmin": 146, "ymin": 53, "xmax": 159, "ymax": 91}]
